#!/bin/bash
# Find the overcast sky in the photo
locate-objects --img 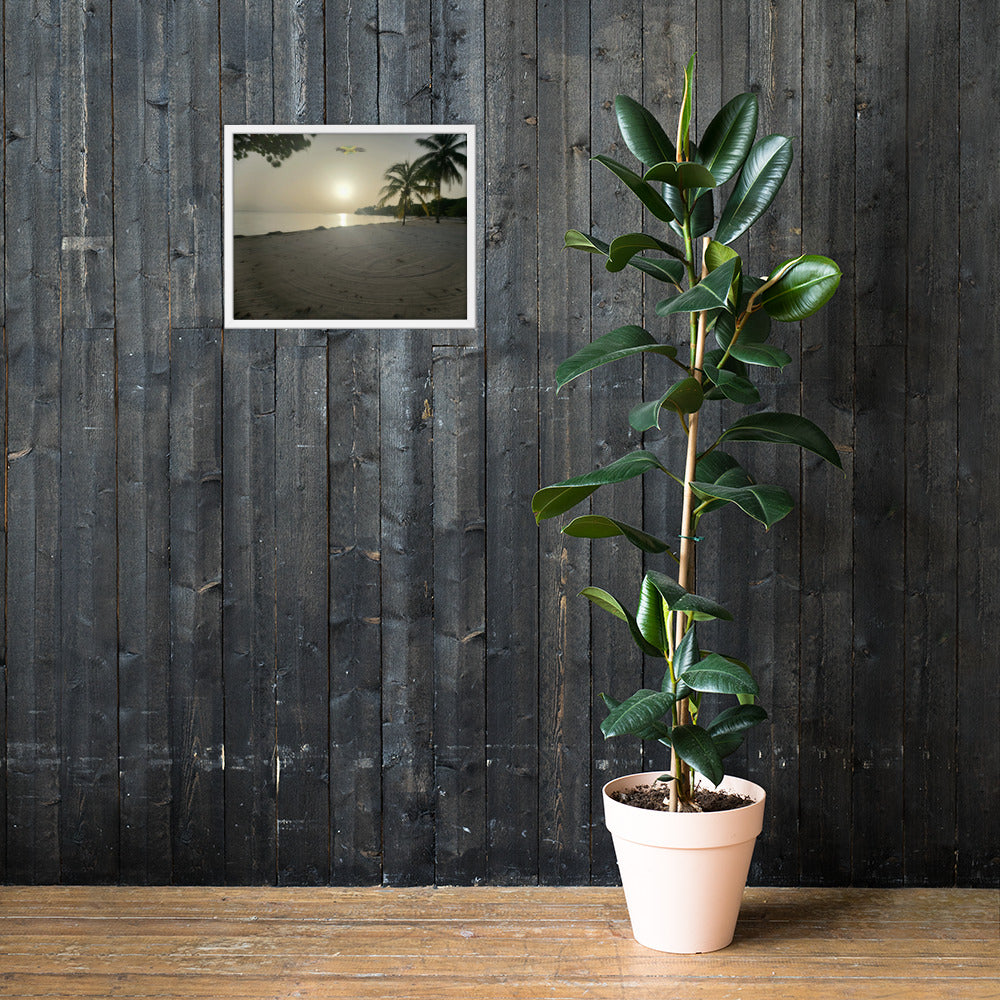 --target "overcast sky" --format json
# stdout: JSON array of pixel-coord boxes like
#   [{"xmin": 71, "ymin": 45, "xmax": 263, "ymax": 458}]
[{"xmin": 233, "ymin": 131, "xmax": 468, "ymax": 213}]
